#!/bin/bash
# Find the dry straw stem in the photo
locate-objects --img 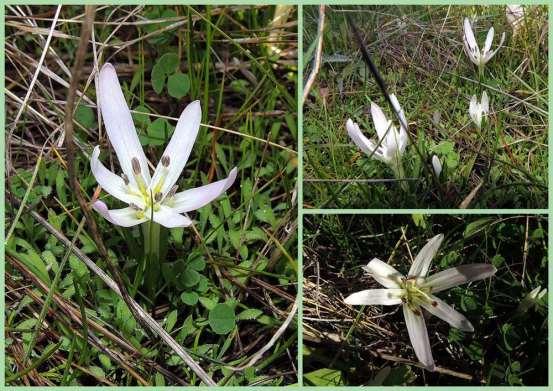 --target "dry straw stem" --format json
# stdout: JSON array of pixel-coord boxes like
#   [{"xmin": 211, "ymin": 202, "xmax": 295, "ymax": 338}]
[
  {"xmin": 302, "ymin": 4, "xmax": 325, "ymax": 106},
  {"xmin": 61, "ymin": 6, "xmax": 215, "ymax": 386}
]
